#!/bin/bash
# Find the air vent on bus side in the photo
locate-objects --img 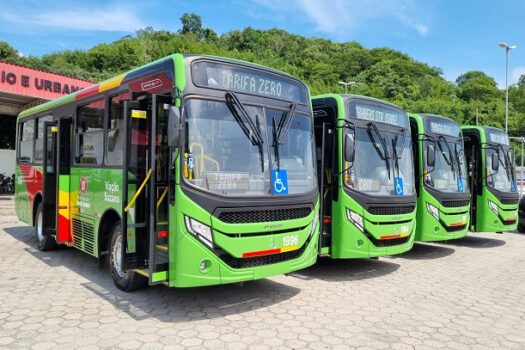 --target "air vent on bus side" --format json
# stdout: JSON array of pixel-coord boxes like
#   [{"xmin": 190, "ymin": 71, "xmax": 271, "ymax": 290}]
[{"xmin": 72, "ymin": 217, "xmax": 96, "ymax": 256}]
